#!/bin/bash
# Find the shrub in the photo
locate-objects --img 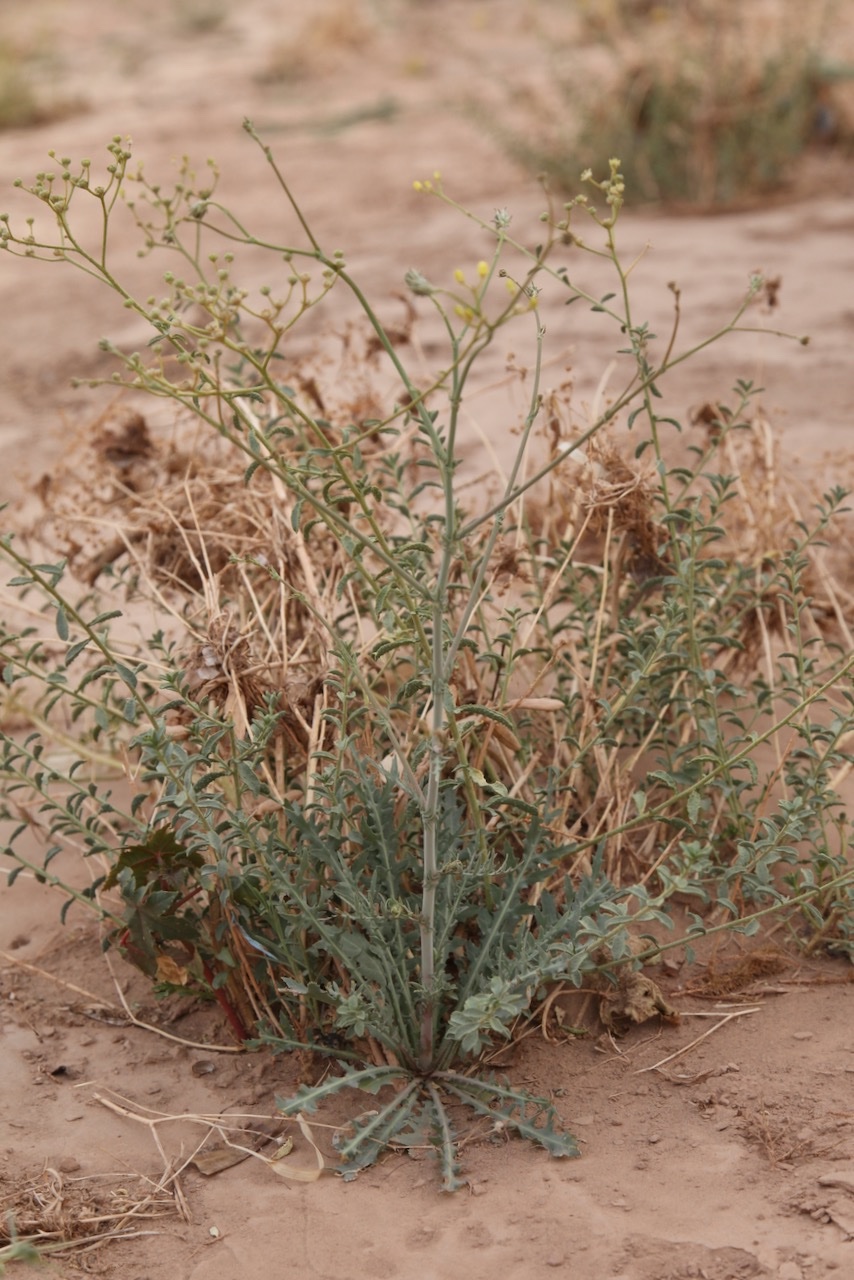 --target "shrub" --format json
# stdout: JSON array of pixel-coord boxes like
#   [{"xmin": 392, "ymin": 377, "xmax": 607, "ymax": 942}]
[
  {"xmin": 491, "ymin": 1, "xmax": 846, "ymax": 207},
  {"xmin": 1, "ymin": 133, "xmax": 852, "ymax": 1188}
]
